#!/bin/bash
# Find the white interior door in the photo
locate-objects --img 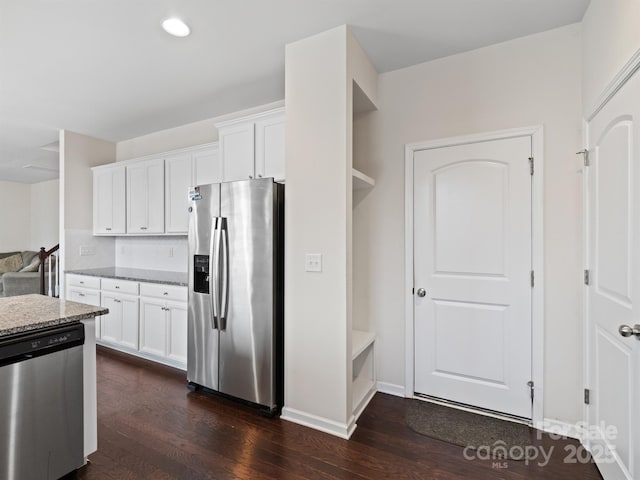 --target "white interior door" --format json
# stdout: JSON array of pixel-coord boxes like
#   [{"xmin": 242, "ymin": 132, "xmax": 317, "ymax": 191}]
[
  {"xmin": 413, "ymin": 136, "xmax": 533, "ymax": 419},
  {"xmin": 586, "ymin": 67, "xmax": 640, "ymax": 480}
]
